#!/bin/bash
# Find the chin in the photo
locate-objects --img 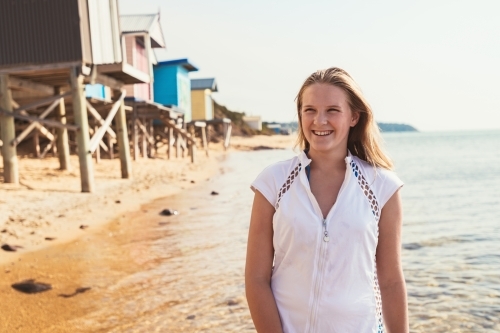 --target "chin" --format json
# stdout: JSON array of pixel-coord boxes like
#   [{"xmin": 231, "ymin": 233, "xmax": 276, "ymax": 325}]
[{"xmin": 309, "ymin": 143, "xmax": 336, "ymax": 152}]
